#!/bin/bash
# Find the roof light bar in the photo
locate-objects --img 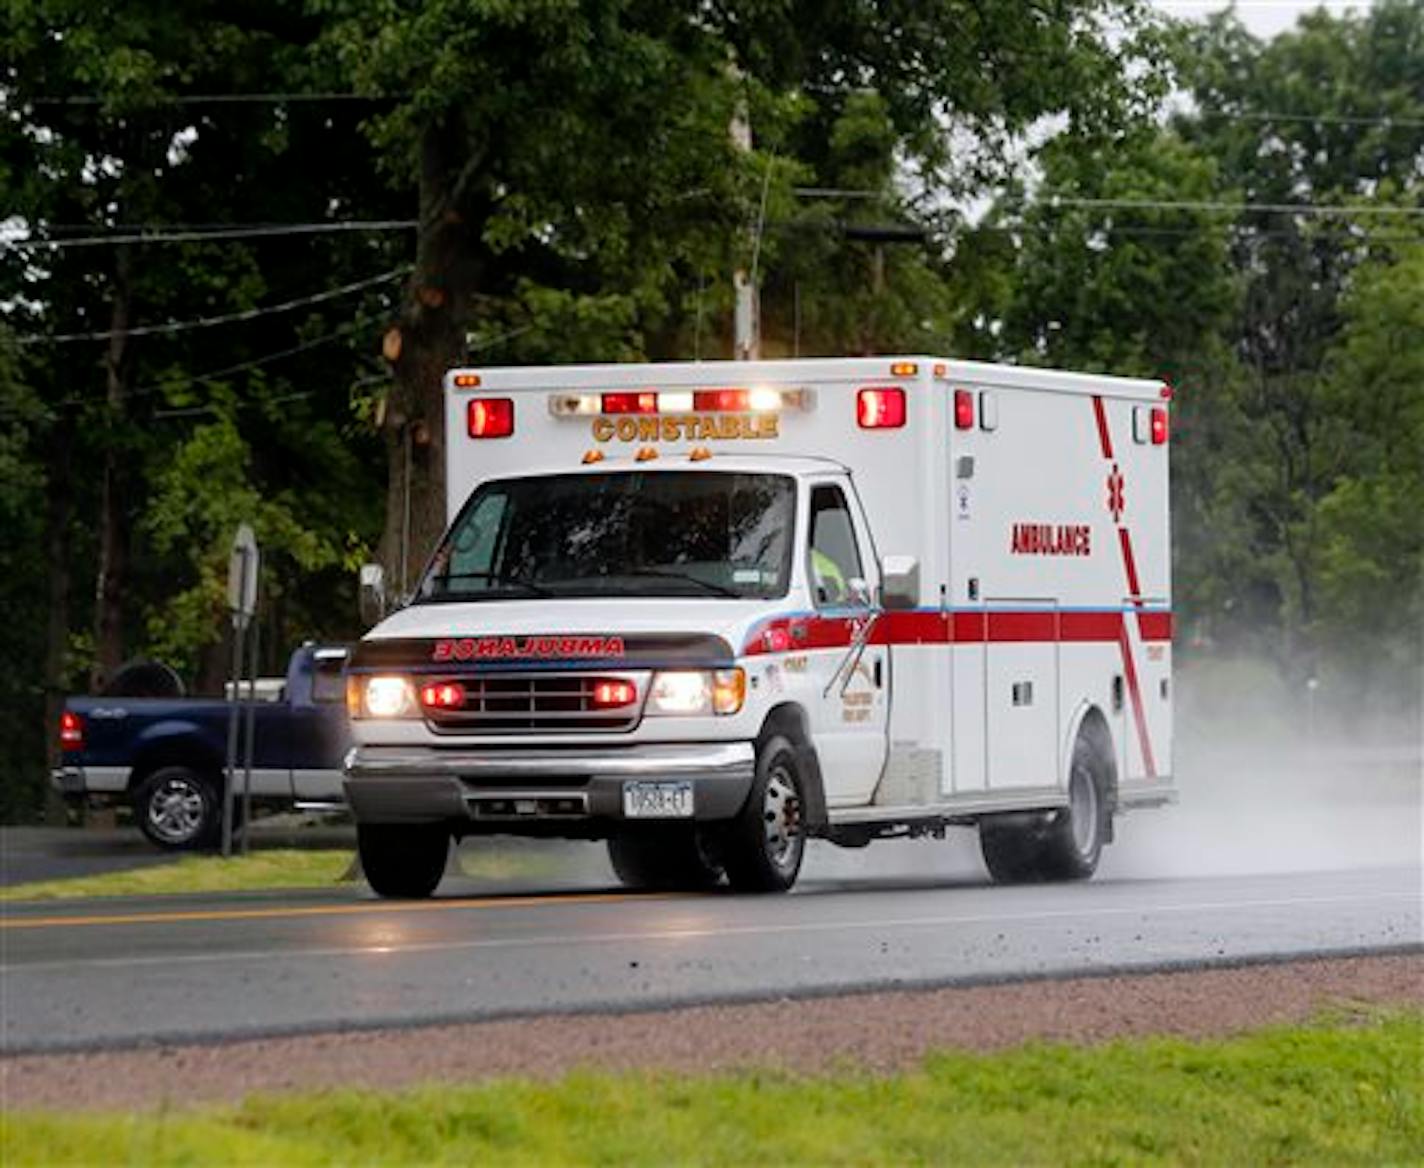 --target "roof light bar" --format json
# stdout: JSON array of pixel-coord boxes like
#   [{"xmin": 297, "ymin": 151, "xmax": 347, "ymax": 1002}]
[
  {"xmin": 548, "ymin": 387, "xmax": 810, "ymax": 417},
  {"xmin": 602, "ymin": 392, "xmax": 659, "ymax": 415}
]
